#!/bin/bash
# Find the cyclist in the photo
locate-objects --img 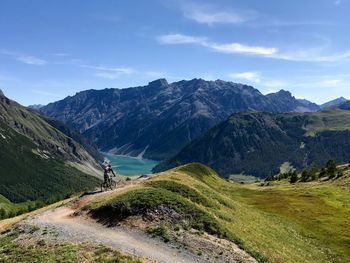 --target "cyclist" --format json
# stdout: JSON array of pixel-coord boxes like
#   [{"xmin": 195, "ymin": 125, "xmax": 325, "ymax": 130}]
[{"xmin": 102, "ymin": 160, "xmax": 116, "ymax": 185}]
